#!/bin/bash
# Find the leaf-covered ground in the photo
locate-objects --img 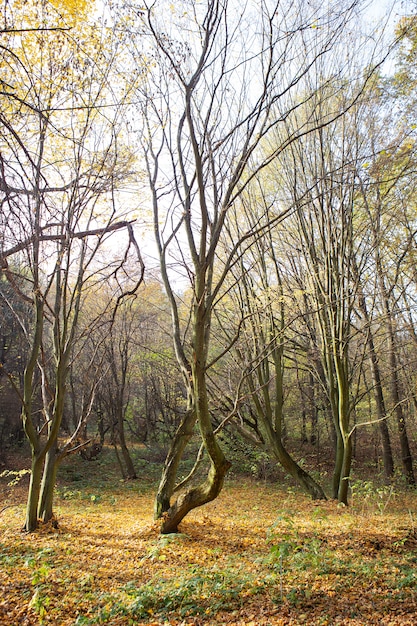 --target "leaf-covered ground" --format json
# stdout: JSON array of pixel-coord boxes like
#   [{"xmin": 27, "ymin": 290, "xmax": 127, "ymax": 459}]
[{"xmin": 1, "ymin": 460, "xmax": 417, "ymax": 625}]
